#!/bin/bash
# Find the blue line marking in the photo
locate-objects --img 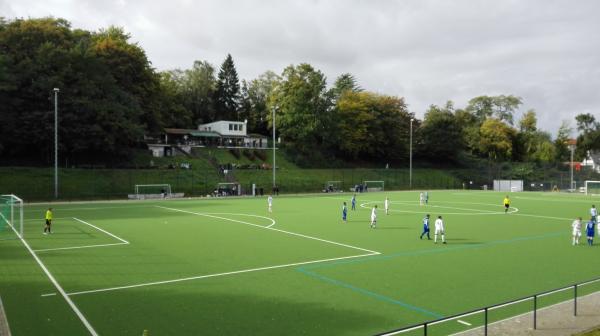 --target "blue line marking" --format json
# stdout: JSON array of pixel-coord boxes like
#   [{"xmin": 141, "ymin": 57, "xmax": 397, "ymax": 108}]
[
  {"xmin": 302, "ymin": 231, "xmax": 564, "ymax": 271},
  {"xmin": 297, "ymin": 267, "xmax": 444, "ymax": 319},
  {"xmin": 295, "ymin": 231, "xmax": 563, "ymax": 320}
]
